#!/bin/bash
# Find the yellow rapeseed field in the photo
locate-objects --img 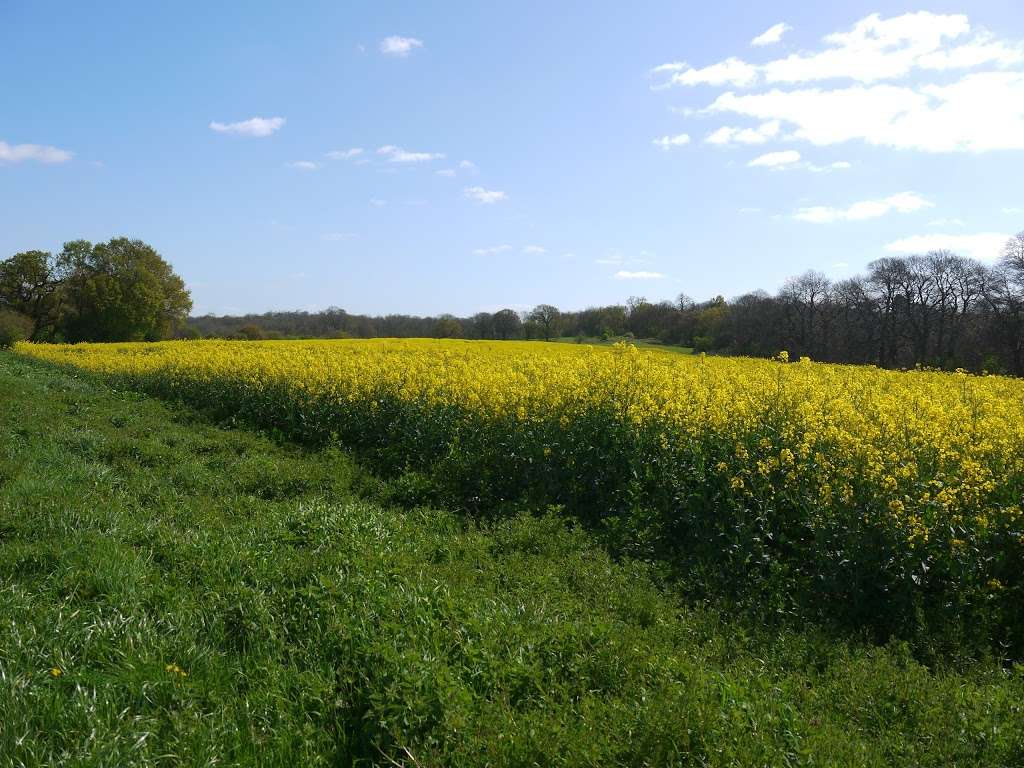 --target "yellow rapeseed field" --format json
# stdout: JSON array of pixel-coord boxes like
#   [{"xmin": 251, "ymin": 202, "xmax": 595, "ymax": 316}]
[{"xmin": 17, "ymin": 338, "xmax": 1024, "ymax": 644}]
